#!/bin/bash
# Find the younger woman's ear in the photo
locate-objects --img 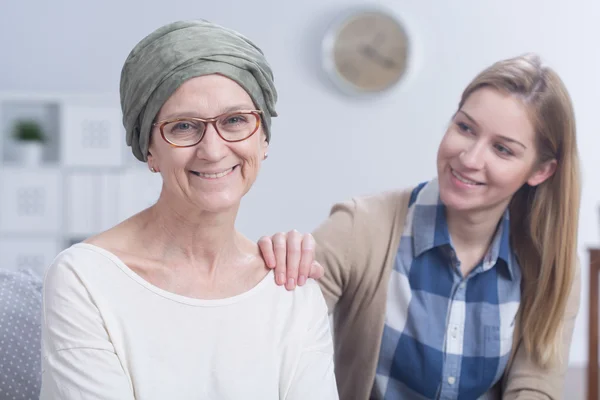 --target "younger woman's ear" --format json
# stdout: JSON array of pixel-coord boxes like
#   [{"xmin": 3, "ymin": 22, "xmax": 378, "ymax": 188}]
[{"xmin": 527, "ymin": 159, "xmax": 557, "ymax": 187}]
